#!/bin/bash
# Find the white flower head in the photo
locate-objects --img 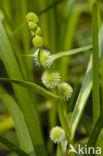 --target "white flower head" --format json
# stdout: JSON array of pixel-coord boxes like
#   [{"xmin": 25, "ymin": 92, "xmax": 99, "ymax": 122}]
[
  {"xmin": 34, "ymin": 49, "xmax": 54, "ymax": 68},
  {"xmin": 41, "ymin": 71, "xmax": 60, "ymax": 89},
  {"xmin": 58, "ymin": 82, "xmax": 73, "ymax": 101},
  {"xmin": 50, "ymin": 126, "xmax": 65, "ymax": 144}
]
